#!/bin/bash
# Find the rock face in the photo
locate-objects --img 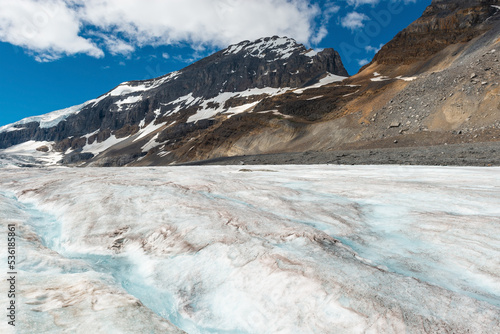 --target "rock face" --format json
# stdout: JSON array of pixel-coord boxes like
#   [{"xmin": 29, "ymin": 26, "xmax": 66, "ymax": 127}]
[{"xmin": 371, "ymin": 0, "xmax": 499, "ymax": 65}]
